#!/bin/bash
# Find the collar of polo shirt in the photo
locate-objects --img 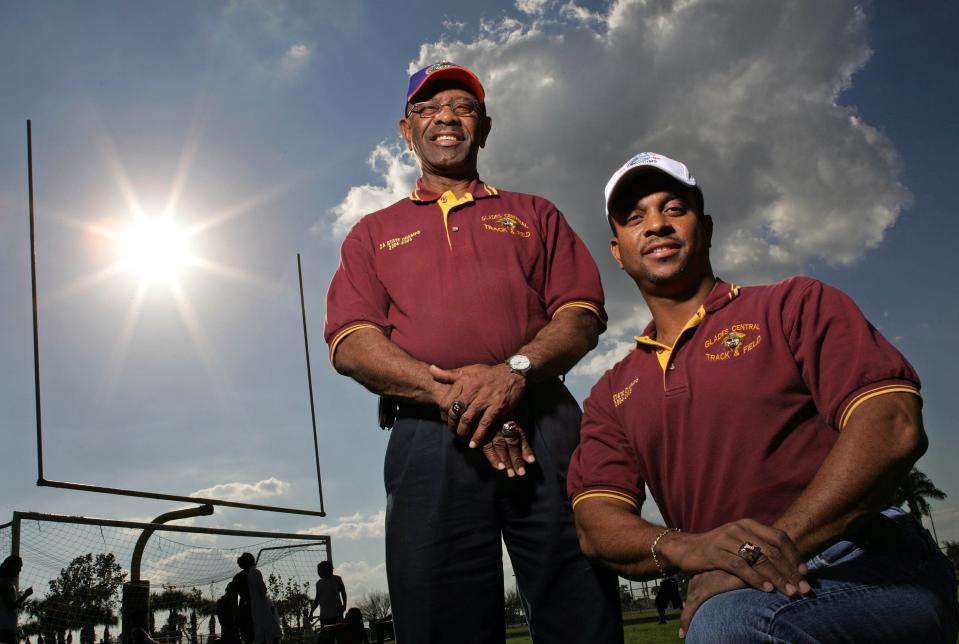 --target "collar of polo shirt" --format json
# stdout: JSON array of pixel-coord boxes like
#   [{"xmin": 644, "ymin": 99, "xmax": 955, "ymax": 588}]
[
  {"xmin": 408, "ymin": 177, "xmax": 501, "ymax": 249},
  {"xmin": 636, "ymin": 281, "xmax": 741, "ymax": 376},
  {"xmin": 409, "ymin": 177, "xmax": 500, "ymax": 205}
]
